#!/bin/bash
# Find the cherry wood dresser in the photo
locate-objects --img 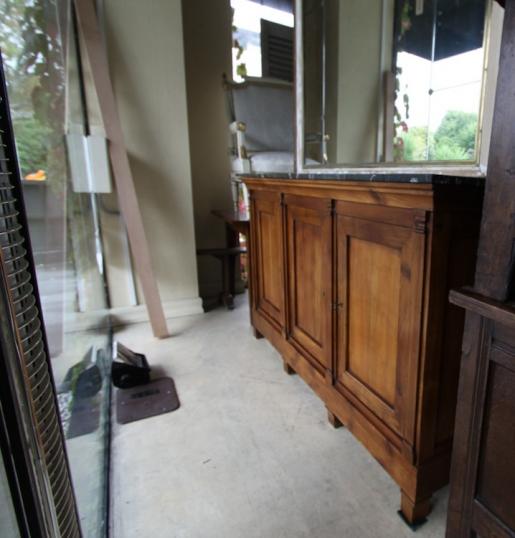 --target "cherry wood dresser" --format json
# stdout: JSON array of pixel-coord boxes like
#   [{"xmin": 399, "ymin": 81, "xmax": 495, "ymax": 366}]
[{"xmin": 243, "ymin": 176, "xmax": 483, "ymax": 525}]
